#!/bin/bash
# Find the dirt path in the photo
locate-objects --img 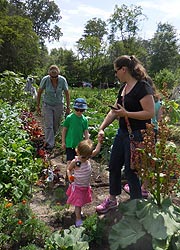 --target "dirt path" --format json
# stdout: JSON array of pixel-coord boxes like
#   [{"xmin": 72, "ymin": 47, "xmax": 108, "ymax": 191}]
[
  {"xmin": 30, "ymin": 149, "xmax": 130, "ymax": 229},
  {"xmin": 29, "ymin": 114, "xmax": 128, "ymax": 230}
]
